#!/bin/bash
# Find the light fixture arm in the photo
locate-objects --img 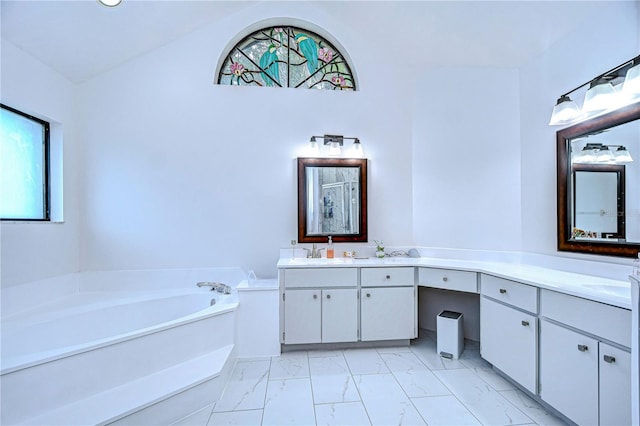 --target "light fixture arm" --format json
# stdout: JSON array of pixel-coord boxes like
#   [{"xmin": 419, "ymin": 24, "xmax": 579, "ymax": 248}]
[
  {"xmin": 310, "ymin": 134, "xmax": 360, "ymax": 146},
  {"xmin": 558, "ymin": 55, "xmax": 640, "ymax": 99}
]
